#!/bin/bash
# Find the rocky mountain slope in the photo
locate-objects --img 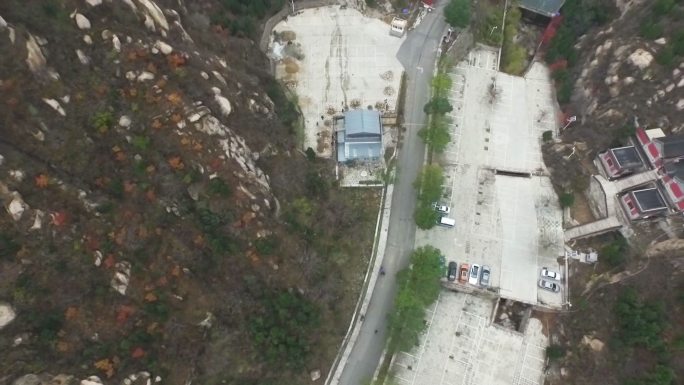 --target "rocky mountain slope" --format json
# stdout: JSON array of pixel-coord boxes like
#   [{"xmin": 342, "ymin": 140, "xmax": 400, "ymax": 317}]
[
  {"xmin": 0, "ymin": 1, "xmax": 378, "ymax": 385},
  {"xmin": 544, "ymin": 0, "xmax": 684, "ymax": 194},
  {"xmin": 539, "ymin": 1, "xmax": 684, "ymax": 384}
]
